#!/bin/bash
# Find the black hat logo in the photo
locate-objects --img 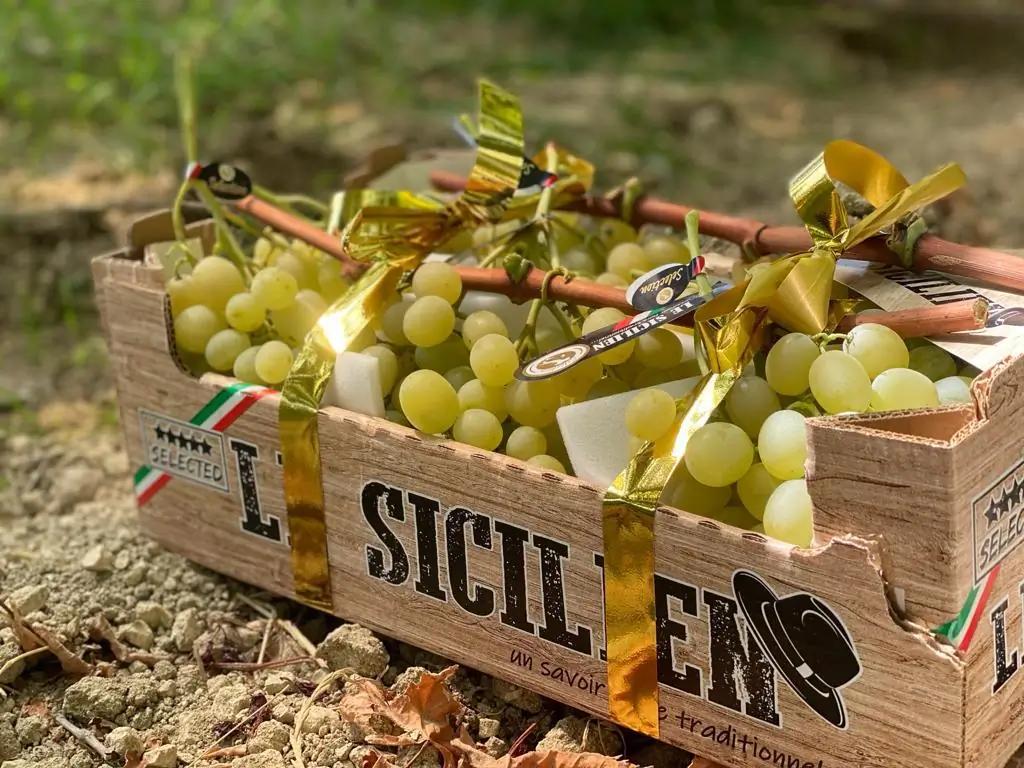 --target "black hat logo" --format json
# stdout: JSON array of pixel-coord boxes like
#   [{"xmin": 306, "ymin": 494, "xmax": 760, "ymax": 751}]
[{"xmin": 733, "ymin": 570, "xmax": 861, "ymax": 729}]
